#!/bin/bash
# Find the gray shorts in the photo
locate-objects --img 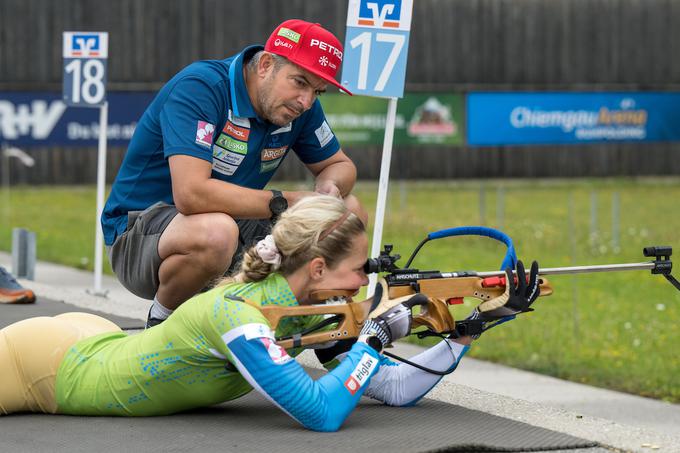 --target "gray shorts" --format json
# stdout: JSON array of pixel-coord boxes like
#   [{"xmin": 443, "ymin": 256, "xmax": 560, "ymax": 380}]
[{"xmin": 107, "ymin": 202, "xmax": 271, "ymax": 300}]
